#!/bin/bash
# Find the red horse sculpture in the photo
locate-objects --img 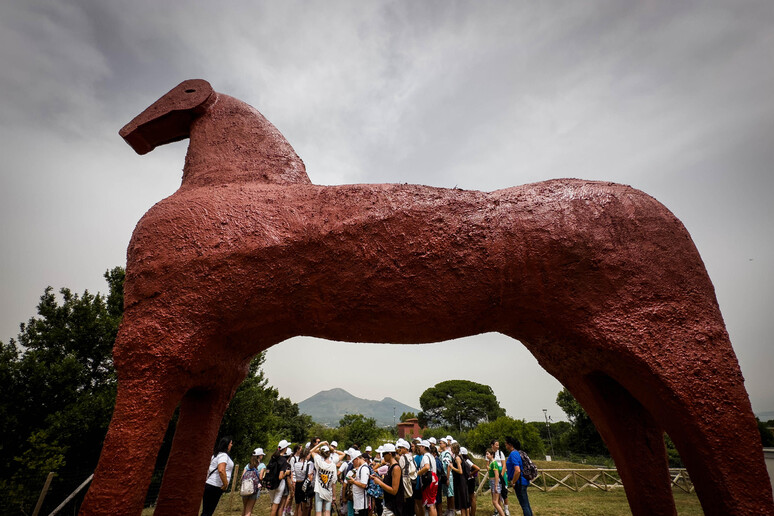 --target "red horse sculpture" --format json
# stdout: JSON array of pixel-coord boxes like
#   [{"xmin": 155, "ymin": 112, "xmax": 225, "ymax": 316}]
[{"xmin": 80, "ymin": 79, "xmax": 773, "ymax": 515}]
